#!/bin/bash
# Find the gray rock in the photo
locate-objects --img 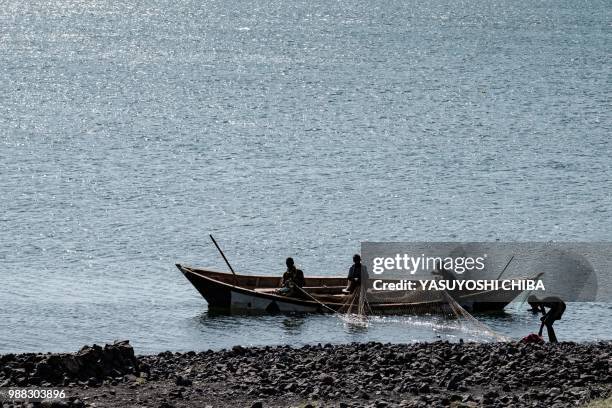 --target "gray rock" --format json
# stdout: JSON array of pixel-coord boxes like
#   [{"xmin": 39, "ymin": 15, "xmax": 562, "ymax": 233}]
[
  {"xmin": 175, "ymin": 375, "xmax": 192, "ymax": 386},
  {"xmin": 319, "ymin": 373, "xmax": 335, "ymax": 385},
  {"xmin": 418, "ymin": 383, "xmax": 430, "ymax": 393}
]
